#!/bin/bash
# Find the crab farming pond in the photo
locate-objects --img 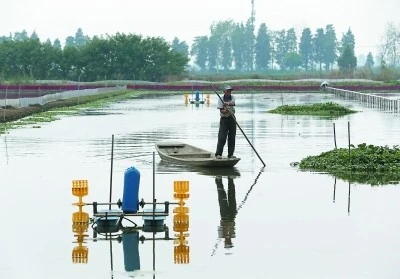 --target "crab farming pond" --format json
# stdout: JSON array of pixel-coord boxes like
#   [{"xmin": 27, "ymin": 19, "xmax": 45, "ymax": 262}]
[{"xmin": 1, "ymin": 91, "xmax": 400, "ymax": 279}]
